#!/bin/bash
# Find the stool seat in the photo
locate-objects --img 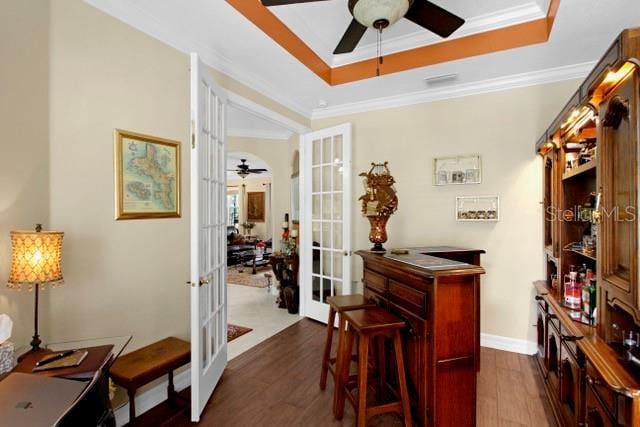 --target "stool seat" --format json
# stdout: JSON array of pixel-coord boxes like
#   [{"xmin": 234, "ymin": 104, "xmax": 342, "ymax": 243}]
[
  {"xmin": 326, "ymin": 295, "xmax": 375, "ymax": 312},
  {"xmin": 344, "ymin": 308, "xmax": 405, "ymax": 333}
]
